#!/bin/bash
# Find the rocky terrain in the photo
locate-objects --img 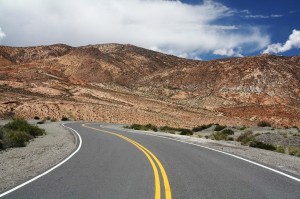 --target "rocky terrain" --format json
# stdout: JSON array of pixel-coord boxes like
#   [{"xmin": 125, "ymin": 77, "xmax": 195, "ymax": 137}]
[{"xmin": 0, "ymin": 44, "xmax": 299, "ymax": 127}]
